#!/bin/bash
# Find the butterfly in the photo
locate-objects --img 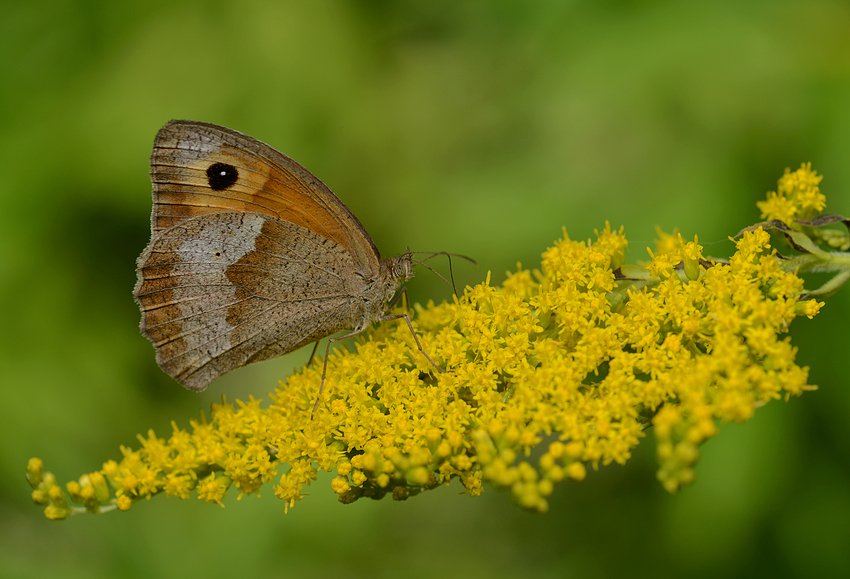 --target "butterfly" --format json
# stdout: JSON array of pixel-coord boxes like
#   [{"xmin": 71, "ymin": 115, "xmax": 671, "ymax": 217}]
[{"xmin": 134, "ymin": 120, "xmax": 447, "ymax": 400}]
